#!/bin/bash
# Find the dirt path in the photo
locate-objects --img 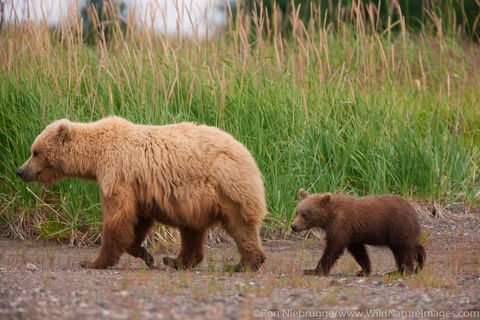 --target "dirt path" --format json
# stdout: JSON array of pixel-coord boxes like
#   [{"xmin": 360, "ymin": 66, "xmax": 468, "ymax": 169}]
[{"xmin": 1, "ymin": 213, "xmax": 479, "ymax": 320}]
